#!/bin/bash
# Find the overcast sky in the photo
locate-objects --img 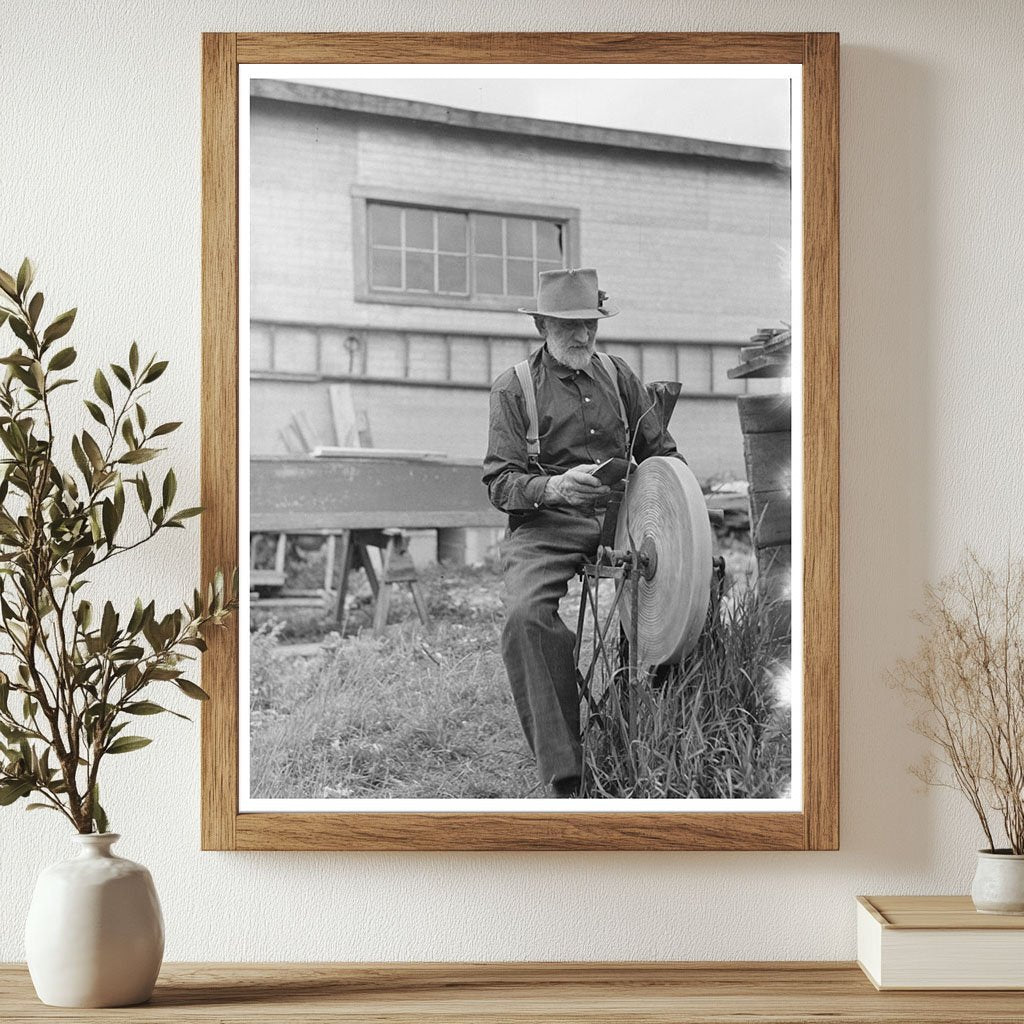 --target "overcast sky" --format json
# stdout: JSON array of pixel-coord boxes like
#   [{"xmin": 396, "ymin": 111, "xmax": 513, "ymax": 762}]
[{"xmin": 290, "ymin": 77, "xmax": 792, "ymax": 150}]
